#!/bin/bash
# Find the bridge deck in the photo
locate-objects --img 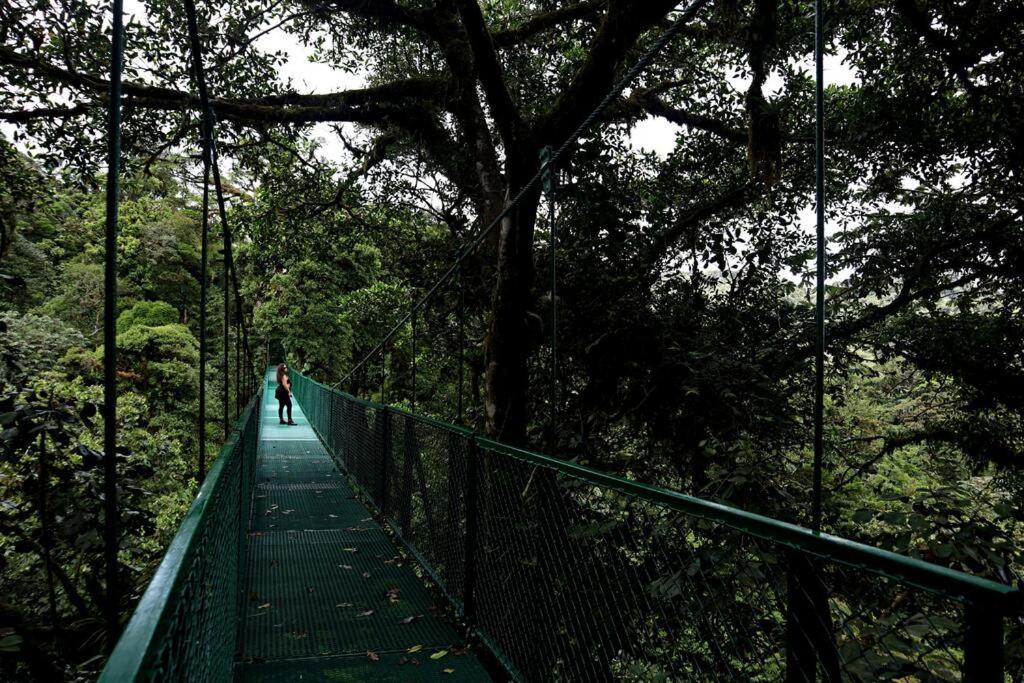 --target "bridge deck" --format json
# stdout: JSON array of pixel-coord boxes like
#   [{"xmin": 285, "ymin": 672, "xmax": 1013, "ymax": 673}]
[{"xmin": 236, "ymin": 371, "xmax": 490, "ymax": 681}]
